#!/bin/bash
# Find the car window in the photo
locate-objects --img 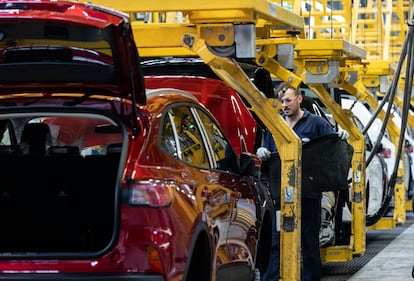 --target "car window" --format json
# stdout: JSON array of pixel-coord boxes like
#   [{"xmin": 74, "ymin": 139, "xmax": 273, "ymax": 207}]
[
  {"xmin": 163, "ymin": 106, "xmax": 210, "ymax": 169},
  {"xmin": 196, "ymin": 109, "xmax": 238, "ymax": 173},
  {"xmin": 0, "ymin": 120, "xmax": 14, "ymax": 145},
  {"xmin": 161, "ymin": 113, "xmax": 179, "ymax": 158}
]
